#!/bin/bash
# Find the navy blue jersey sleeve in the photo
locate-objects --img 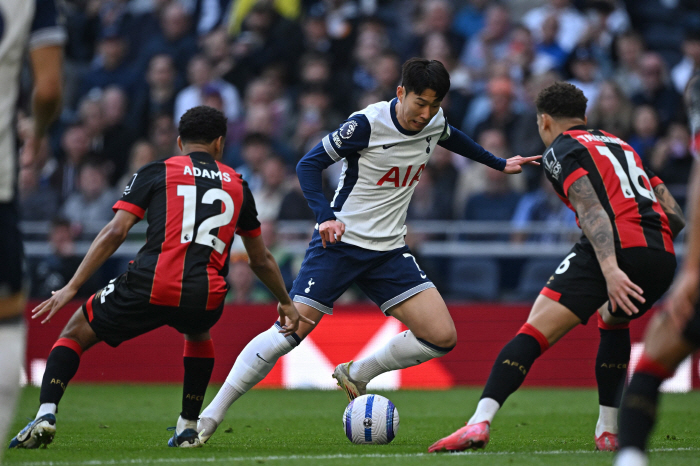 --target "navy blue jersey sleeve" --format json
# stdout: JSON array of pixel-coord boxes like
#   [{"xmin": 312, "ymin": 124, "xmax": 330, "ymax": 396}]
[
  {"xmin": 321, "ymin": 115, "xmax": 371, "ymax": 162},
  {"xmin": 438, "ymin": 125, "xmax": 507, "ymax": 171},
  {"xmin": 113, "ymin": 162, "xmax": 163, "ymax": 220},
  {"xmin": 30, "ymin": 0, "xmax": 67, "ymax": 50},
  {"xmin": 297, "ymin": 141, "xmax": 338, "ymax": 224}
]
